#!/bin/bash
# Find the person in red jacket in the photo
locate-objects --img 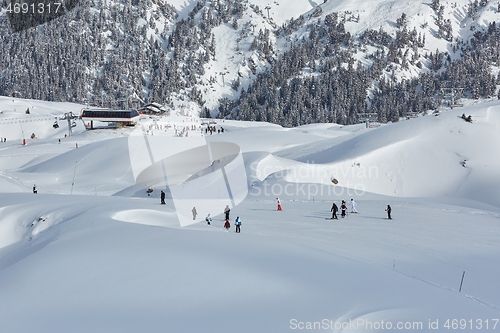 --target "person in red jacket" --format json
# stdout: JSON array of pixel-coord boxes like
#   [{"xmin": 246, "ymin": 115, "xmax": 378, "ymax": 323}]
[
  {"xmin": 276, "ymin": 198, "xmax": 282, "ymax": 211},
  {"xmin": 341, "ymin": 200, "xmax": 347, "ymax": 218}
]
